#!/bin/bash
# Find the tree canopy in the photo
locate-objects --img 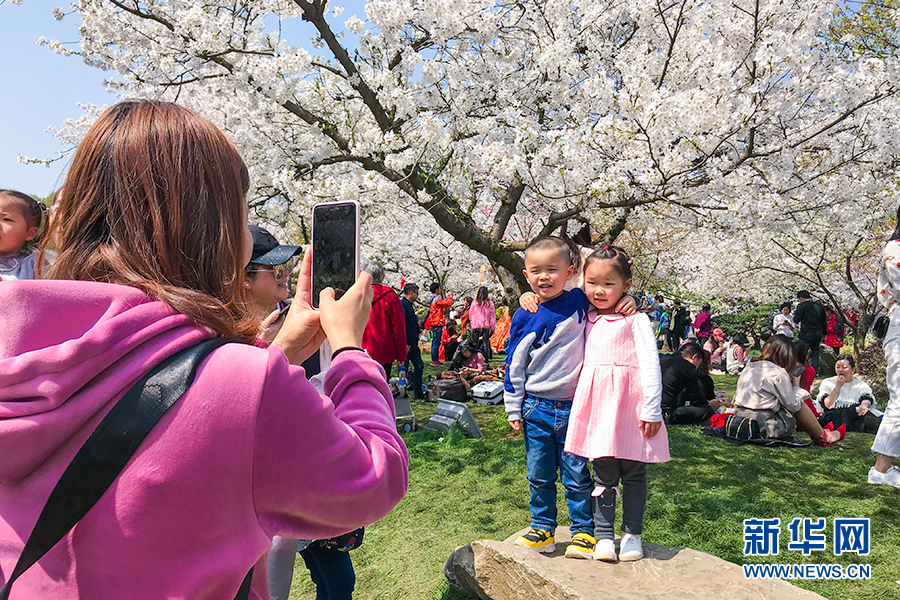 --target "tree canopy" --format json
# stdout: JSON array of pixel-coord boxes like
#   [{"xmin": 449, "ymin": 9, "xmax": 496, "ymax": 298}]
[{"xmin": 30, "ymin": 0, "xmax": 900, "ymax": 315}]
